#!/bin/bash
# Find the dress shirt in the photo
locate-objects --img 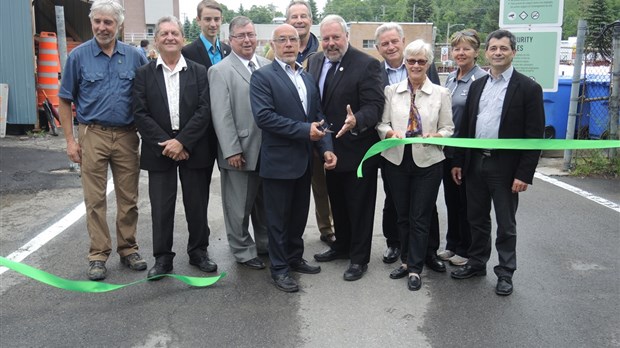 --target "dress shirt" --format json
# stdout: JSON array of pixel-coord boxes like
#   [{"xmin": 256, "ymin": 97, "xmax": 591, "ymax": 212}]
[
  {"xmin": 233, "ymin": 52, "xmax": 259, "ymax": 74},
  {"xmin": 59, "ymin": 39, "xmax": 148, "ymax": 126},
  {"xmin": 199, "ymin": 33, "xmax": 222, "ymax": 64},
  {"xmin": 384, "ymin": 60, "xmax": 407, "ymax": 86},
  {"xmin": 319, "ymin": 58, "xmax": 339, "ymax": 98},
  {"xmin": 275, "ymin": 58, "xmax": 308, "ymax": 114},
  {"xmin": 476, "ymin": 66, "xmax": 513, "ymax": 139},
  {"xmin": 156, "ymin": 55, "xmax": 188, "ymax": 131}
]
